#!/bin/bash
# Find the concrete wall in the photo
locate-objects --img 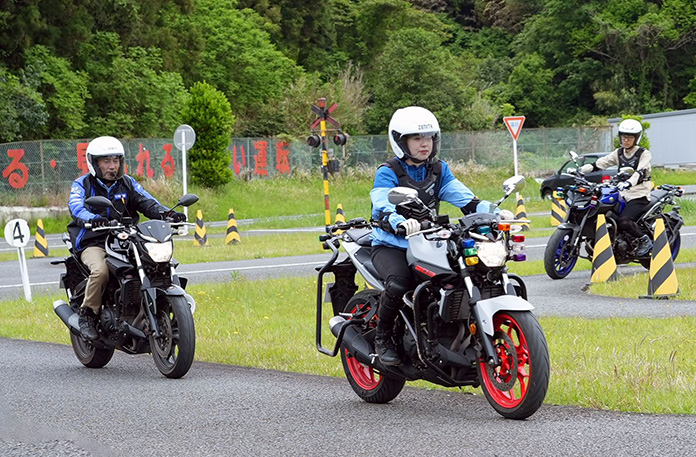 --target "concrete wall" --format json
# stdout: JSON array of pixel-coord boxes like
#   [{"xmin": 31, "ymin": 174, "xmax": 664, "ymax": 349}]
[{"xmin": 609, "ymin": 108, "xmax": 696, "ymax": 167}]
